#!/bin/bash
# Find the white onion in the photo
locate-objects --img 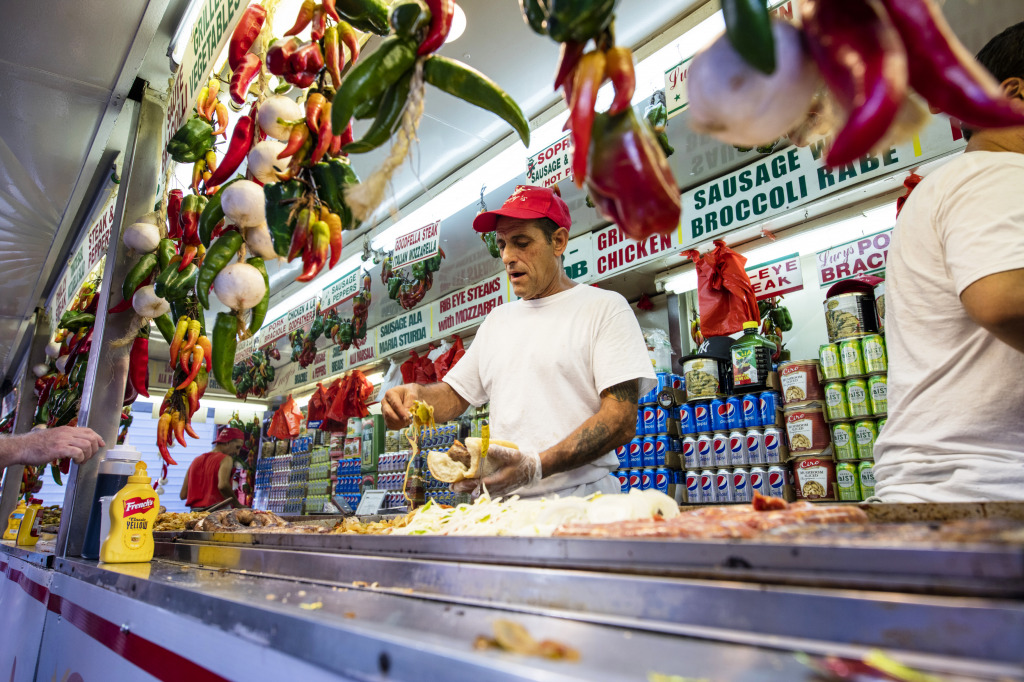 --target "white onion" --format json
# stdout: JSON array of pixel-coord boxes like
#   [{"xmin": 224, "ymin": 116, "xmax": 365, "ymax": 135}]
[
  {"xmin": 135, "ymin": 210, "xmax": 162, "ymax": 226},
  {"xmin": 213, "ymin": 263, "xmax": 267, "ymax": 311},
  {"xmin": 132, "ymin": 285, "xmax": 171, "ymax": 318},
  {"xmin": 45, "ymin": 341, "xmax": 61, "ymax": 359},
  {"xmin": 244, "ymin": 223, "xmax": 279, "ymax": 260},
  {"xmin": 220, "ymin": 180, "xmax": 266, "ymax": 228},
  {"xmin": 32, "ymin": 363, "xmax": 49, "ymax": 378},
  {"xmin": 688, "ymin": 21, "xmax": 821, "ymax": 147},
  {"xmin": 247, "ymin": 140, "xmax": 290, "ymax": 183},
  {"xmin": 56, "ymin": 354, "xmax": 70, "ymax": 375},
  {"xmin": 122, "ymin": 221, "xmax": 161, "ymax": 253},
  {"xmin": 257, "ymin": 95, "xmax": 303, "ymax": 141}
]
